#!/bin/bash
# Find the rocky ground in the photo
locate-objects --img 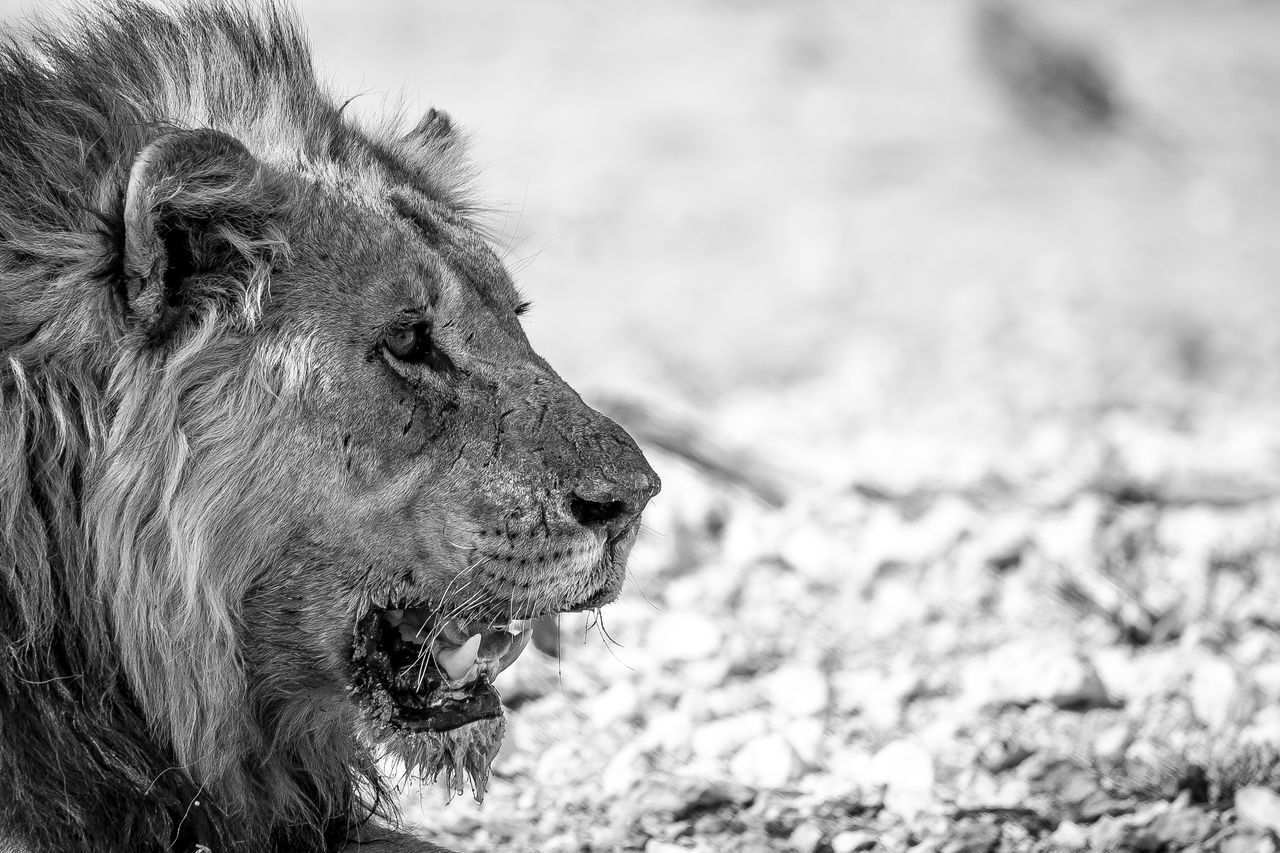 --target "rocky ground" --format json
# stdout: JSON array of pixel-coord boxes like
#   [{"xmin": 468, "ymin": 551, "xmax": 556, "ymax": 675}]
[{"xmin": 390, "ymin": 379, "xmax": 1280, "ymax": 852}]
